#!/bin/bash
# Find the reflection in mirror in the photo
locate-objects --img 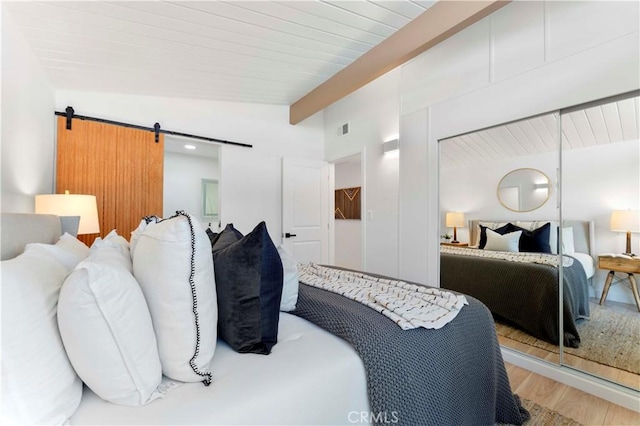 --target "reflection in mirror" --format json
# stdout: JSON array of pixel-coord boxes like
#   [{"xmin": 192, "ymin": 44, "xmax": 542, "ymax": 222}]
[
  {"xmin": 202, "ymin": 179, "xmax": 219, "ymax": 219},
  {"xmin": 438, "ymin": 112, "xmax": 561, "ymax": 366},
  {"xmin": 560, "ymin": 92, "xmax": 640, "ymax": 390},
  {"xmin": 164, "ymin": 136, "xmax": 220, "ymax": 228},
  {"xmin": 497, "ymin": 168, "xmax": 550, "ymax": 212}
]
